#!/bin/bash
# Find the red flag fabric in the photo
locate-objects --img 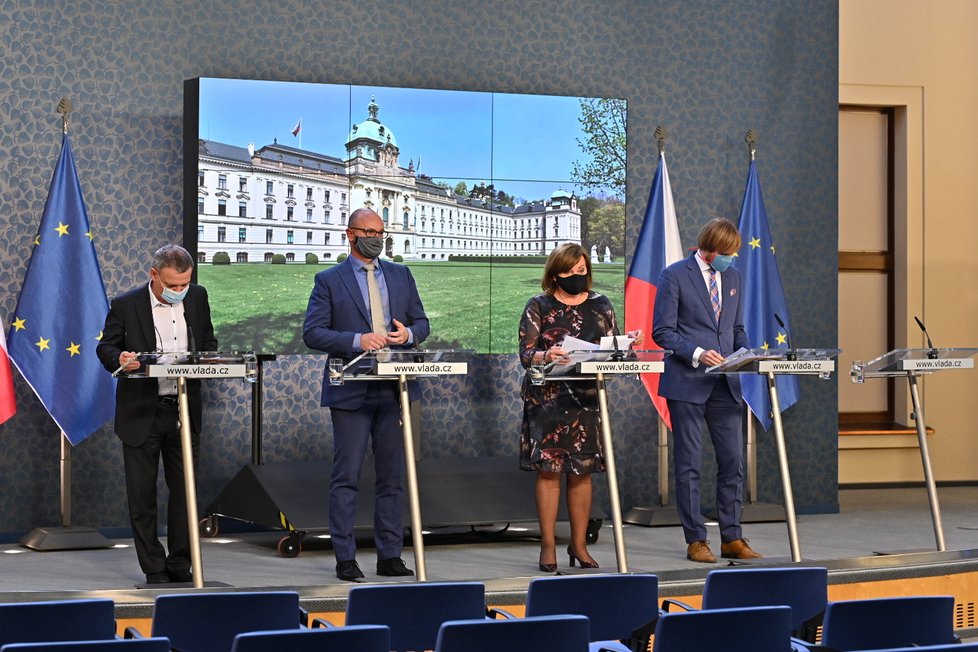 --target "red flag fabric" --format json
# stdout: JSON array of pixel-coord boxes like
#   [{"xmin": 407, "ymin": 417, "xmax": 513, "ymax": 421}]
[{"xmin": 0, "ymin": 325, "xmax": 16, "ymax": 425}]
